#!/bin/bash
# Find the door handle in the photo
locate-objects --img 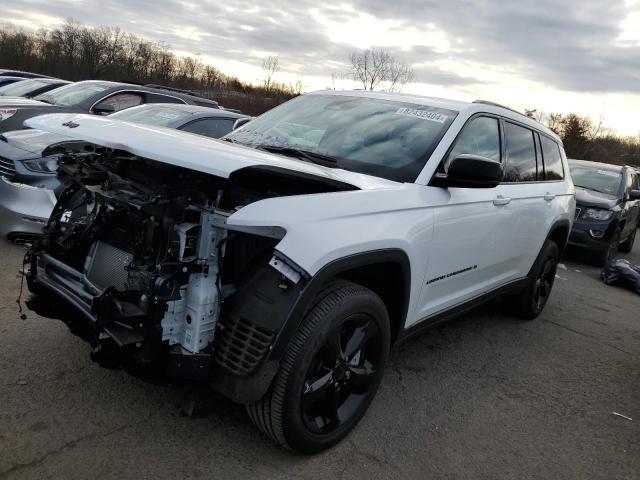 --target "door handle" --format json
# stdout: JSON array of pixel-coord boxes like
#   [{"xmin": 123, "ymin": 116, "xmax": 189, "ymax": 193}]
[
  {"xmin": 493, "ymin": 195, "xmax": 511, "ymax": 206},
  {"xmin": 544, "ymin": 193, "xmax": 555, "ymax": 202}
]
